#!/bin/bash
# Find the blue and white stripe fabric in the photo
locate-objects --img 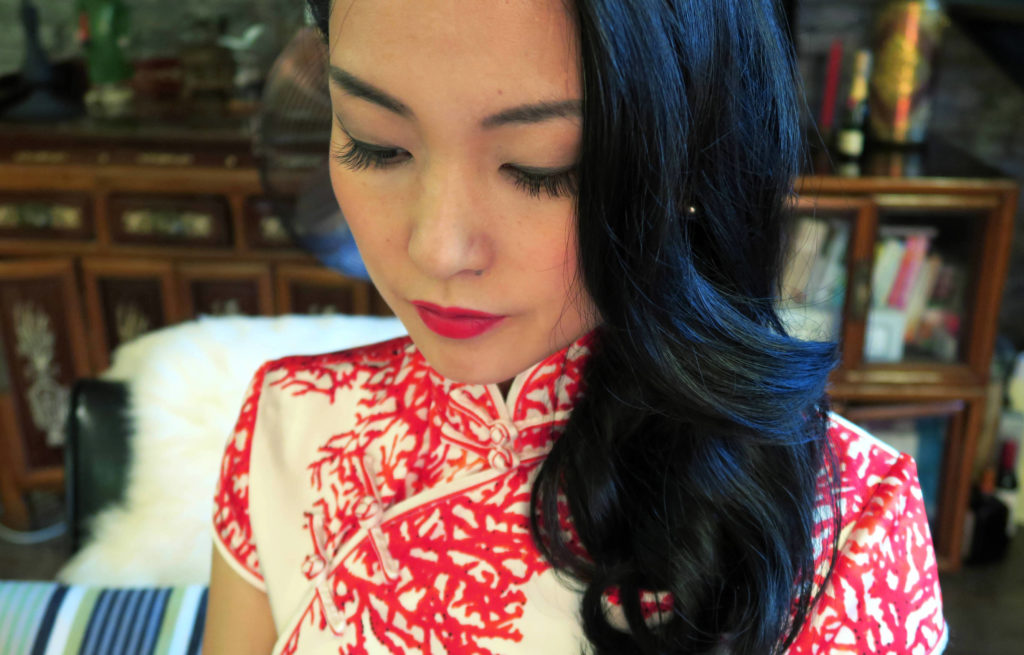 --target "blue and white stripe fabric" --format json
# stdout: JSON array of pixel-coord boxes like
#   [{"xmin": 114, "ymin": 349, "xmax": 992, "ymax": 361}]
[{"xmin": 0, "ymin": 582, "xmax": 208, "ymax": 655}]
